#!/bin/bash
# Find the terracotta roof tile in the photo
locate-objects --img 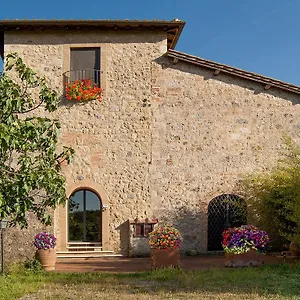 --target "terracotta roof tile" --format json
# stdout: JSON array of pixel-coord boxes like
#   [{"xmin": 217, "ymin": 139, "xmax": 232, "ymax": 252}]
[
  {"xmin": 167, "ymin": 49, "xmax": 300, "ymax": 96},
  {"xmin": 0, "ymin": 19, "xmax": 185, "ymax": 49}
]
